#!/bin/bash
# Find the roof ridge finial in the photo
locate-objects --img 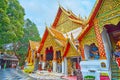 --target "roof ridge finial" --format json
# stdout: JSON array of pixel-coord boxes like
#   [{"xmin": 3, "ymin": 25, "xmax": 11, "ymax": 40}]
[
  {"xmin": 84, "ymin": 16, "xmax": 87, "ymax": 21},
  {"xmin": 67, "ymin": 7, "xmax": 70, "ymax": 11},
  {"xmin": 45, "ymin": 22, "xmax": 47, "ymax": 27},
  {"xmin": 78, "ymin": 14, "xmax": 81, "ymax": 19},
  {"xmin": 57, "ymin": 0, "xmax": 61, "ymax": 8}
]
